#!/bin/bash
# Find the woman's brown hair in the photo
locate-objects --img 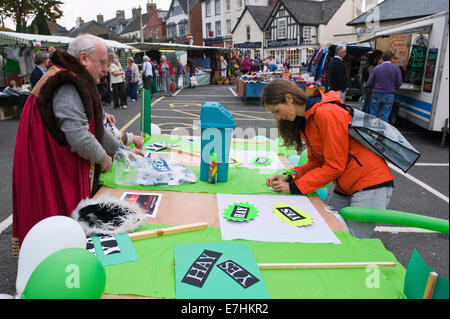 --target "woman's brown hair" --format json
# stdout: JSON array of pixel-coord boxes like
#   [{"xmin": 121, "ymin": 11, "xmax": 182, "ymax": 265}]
[{"xmin": 261, "ymin": 79, "xmax": 307, "ymax": 149}]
